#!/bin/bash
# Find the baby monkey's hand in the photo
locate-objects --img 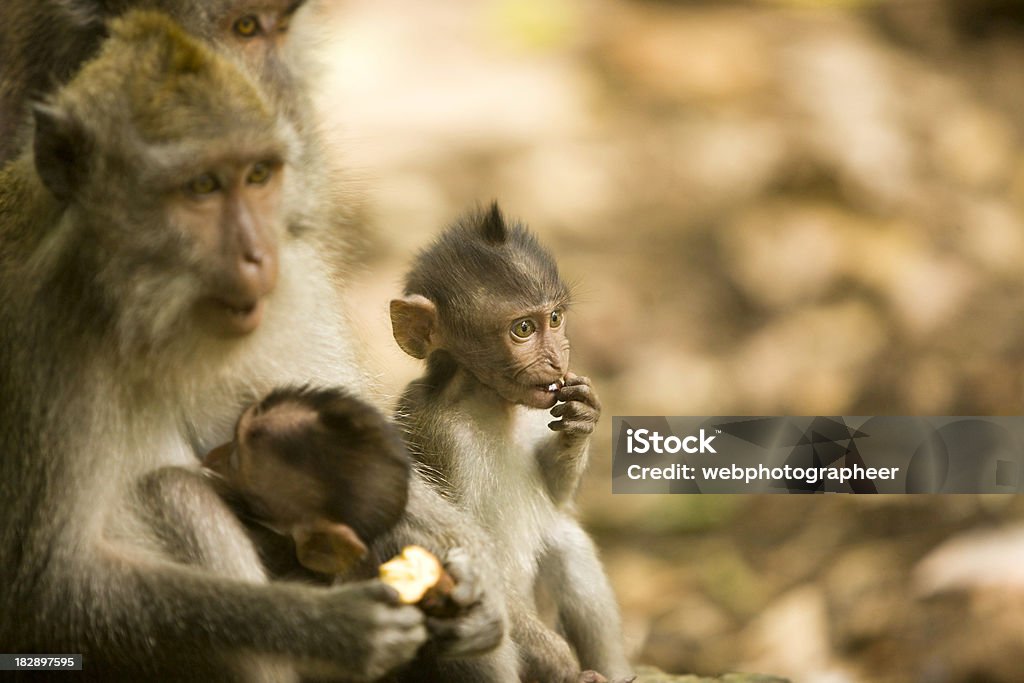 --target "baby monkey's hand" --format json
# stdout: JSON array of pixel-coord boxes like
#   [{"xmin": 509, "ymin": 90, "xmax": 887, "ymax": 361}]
[{"xmin": 549, "ymin": 372, "xmax": 601, "ymax": 436}]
